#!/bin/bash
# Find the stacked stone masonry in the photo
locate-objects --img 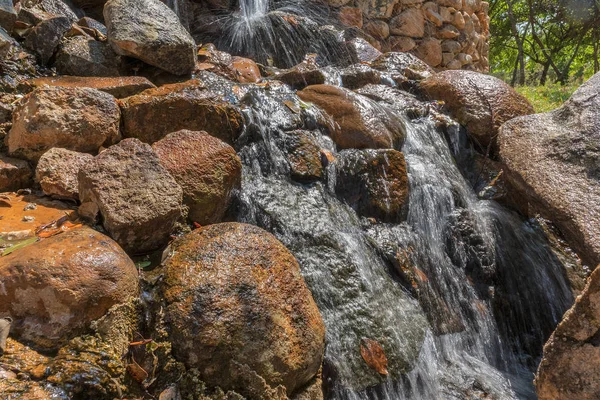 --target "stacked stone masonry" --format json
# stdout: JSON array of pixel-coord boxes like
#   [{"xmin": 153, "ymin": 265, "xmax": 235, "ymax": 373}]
[{"xmin": 331, "ymin": 0, "xmax": 490, "ymax": 72}]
